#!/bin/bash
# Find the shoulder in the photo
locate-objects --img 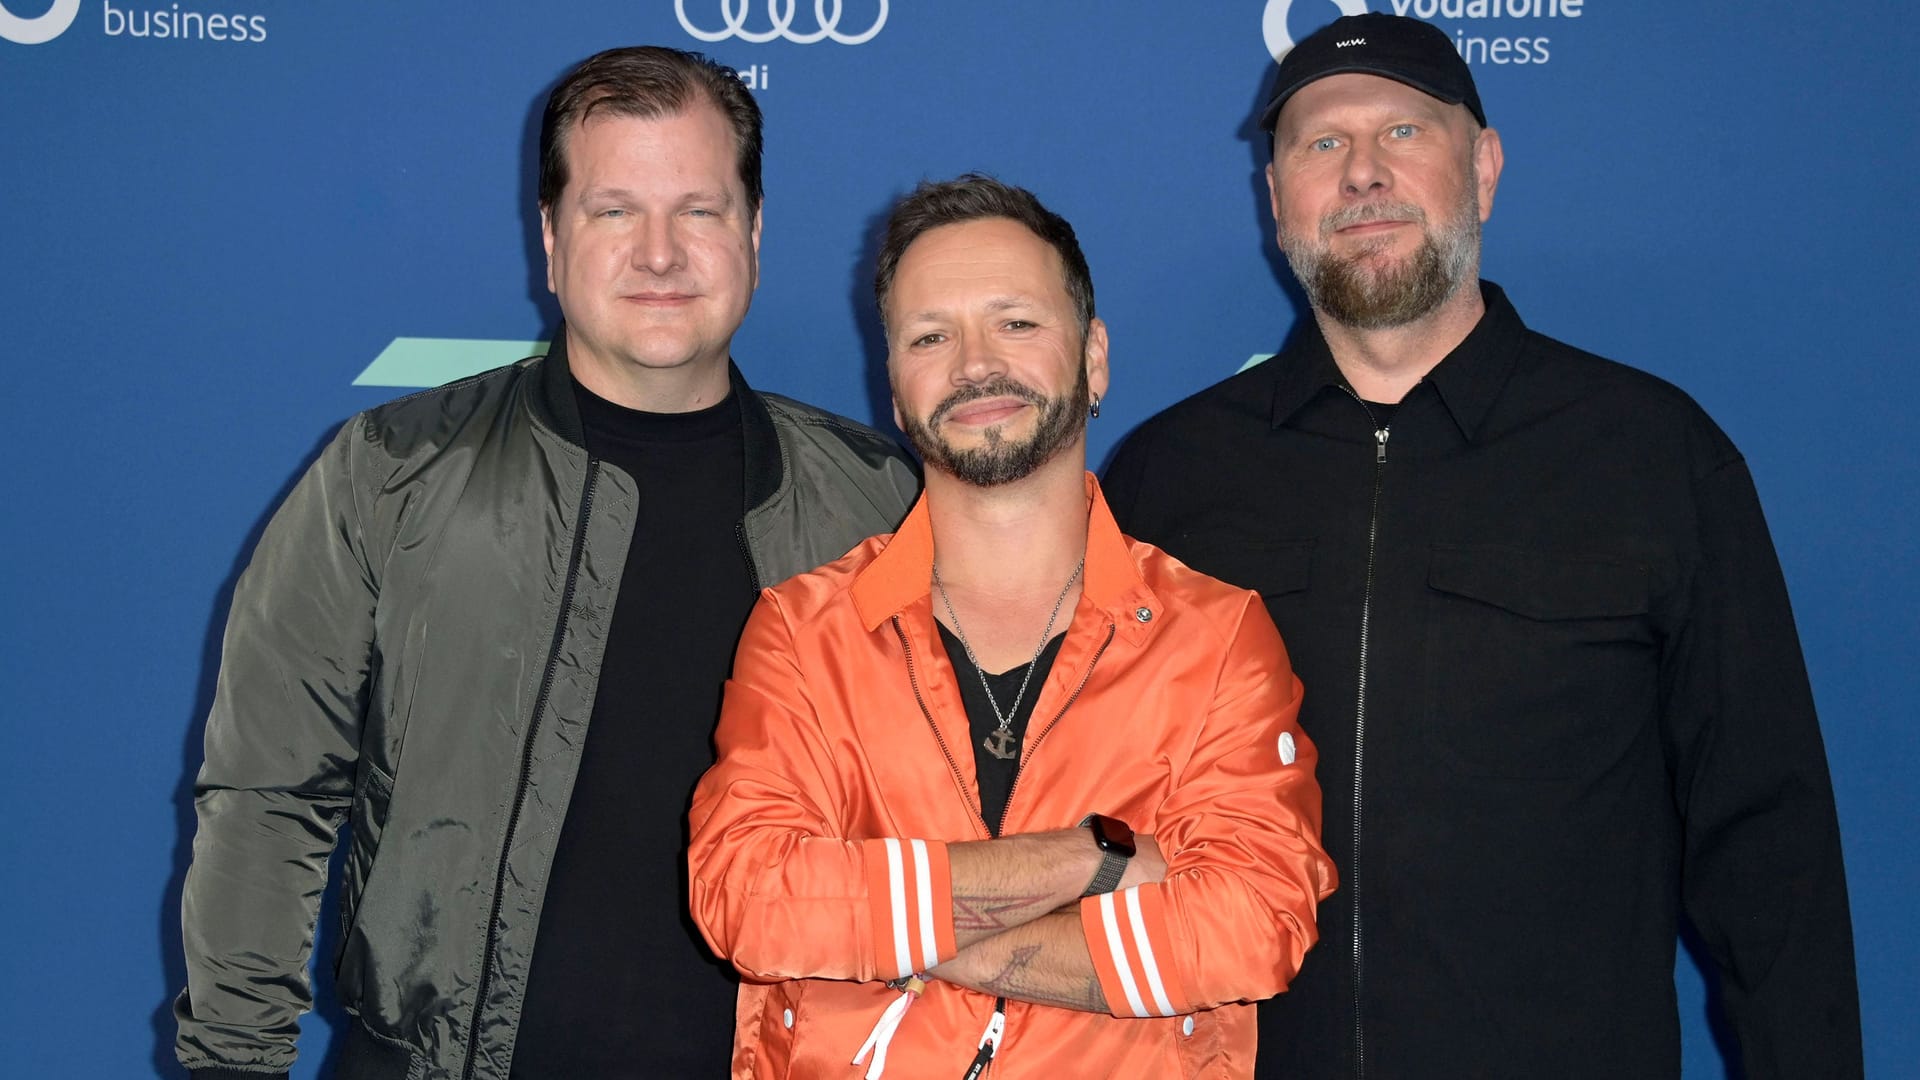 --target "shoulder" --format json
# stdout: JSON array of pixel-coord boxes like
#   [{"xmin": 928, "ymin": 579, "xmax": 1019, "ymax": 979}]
[
  {"xmin": 1121, "ymin": 362, "xmax": 1277, "ymax": 454},
  {"xmin": 753, "ymin": 532, "xmax": 893, "ymax": 630},
  {"xmin": 1129, "ymin": 537, "xmax": 1273, "ymax": 648},
  {"xmin": 758, "ymin": 391, "xmax": 912, "ymax": 463},
  {"xmin": 1513, "ymin": 327, "xmax": 1741, "ymax": 474},
  {"xmin": 356, "ymin": 355, "xmax": 539, "ymax": 460}
]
